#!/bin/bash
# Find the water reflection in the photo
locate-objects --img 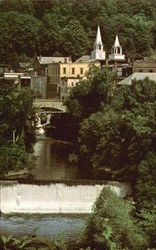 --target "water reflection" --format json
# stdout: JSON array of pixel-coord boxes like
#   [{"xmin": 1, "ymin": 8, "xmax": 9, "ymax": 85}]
[{"xmin": 34, "ymin": 135, "xmax": 79, "ymax": 180}]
